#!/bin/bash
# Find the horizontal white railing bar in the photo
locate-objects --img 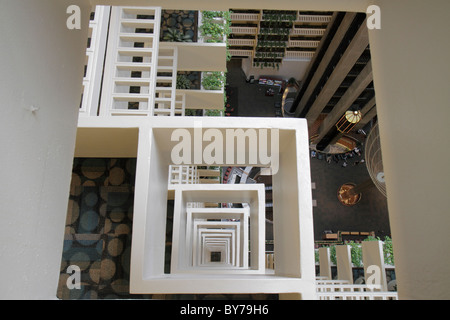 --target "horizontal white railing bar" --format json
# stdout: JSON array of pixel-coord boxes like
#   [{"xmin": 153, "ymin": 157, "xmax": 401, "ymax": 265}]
[
  {"xmin": 120, "ymin": 19, "xmax": 157, "ymax": 27},
  {"xmin": 113, "ymin": 78, "xmax": 151, "ymax": 85},
  {"xmin": 119, "ymin": 33, "xmax": 156, "ymax": 40},
  {"xmin": 121, "ymin": 7, "xmax": 159, "ymax": 14},
  {"xmin": 115, "ymin": 62, "xmax": 153, "ymax": 69},
  {"xmin": 316, "ymin": 279, "xmax": 351, "ymax": 285},
  {"xmin": 117, "ymin": 48, "xmax": 154, "ymax": 56},
  {"xmin": 112, "ymin": 94, "xmax": 150, "ymax": 101},
  {"xmin": 155, "ymin": 76, "xmax": 173, "ymax": 82},
  {"xmin": 109, "ymin": 110, "xmax": 150, "ymax": 115}
]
